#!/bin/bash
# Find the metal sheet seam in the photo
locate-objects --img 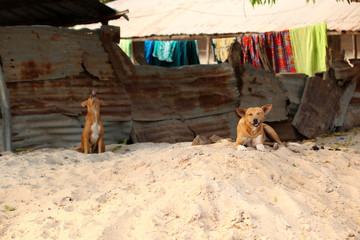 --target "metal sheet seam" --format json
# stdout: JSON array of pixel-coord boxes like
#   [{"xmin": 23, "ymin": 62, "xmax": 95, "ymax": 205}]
[{"xmin": 0, "ymin": 65, "xmax": 13, "ymax": 151}]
